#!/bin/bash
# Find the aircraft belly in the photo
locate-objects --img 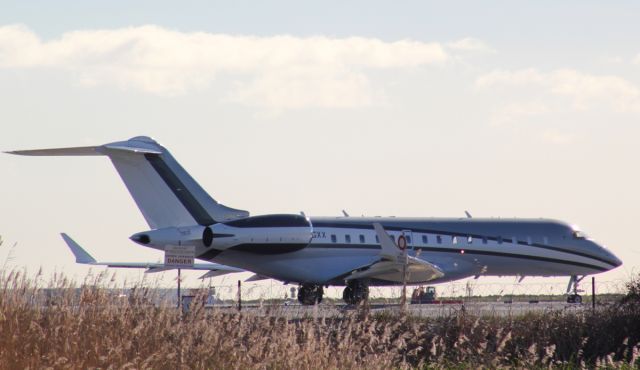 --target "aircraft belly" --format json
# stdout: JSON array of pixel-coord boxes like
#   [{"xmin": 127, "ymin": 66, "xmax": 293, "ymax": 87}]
[
  {"xmin": 210, "ymin": 245, "xmax": 603, "ymax": 286},
  {"xmin": 214, "ymin": 248, "xmax": 379, "ymax": 284}
]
